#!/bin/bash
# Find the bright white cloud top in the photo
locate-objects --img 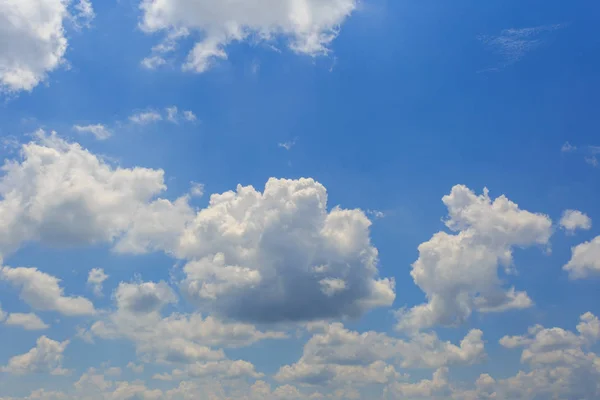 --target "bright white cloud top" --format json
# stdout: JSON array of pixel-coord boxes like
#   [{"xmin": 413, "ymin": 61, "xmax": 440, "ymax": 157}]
[
  {"xmin": 0, "ymin": 0, "xmax": 94, "ymax": 92},
  {"xmin": 560, "ymin": 209, "xmax": 592, "ymax": 234},
  {"xmin": 139, "ymin": 0, "xmax": 357, "ymax": 72}
]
